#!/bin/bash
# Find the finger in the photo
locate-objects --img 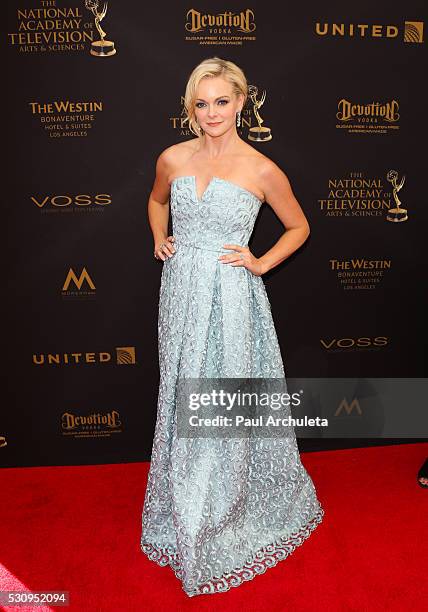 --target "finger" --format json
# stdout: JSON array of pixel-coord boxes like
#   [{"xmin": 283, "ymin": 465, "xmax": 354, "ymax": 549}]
[
  {"xmin": 158, "ymin": 247, "xmax": 168, "ymax": 261},
  {"xmin": 222, "ymin": 244, "xmax": 241, "ymax": 252},
  {"xmin": 220, "ymin": 250, "xmax": 240, "ymax": 258},
  {"xmin": 167, "ymin": 241, "xmax": 176, "ymax": 253},
  {"xmin": 155, "ymin": 251, "xmax": 166, "ymax": 261},
  {"xmin": 160, "ymin": 244, "xmax": 175, "ymax": 257},
  {"xmin": 165, "ymin": 237, "xmax": 176, "ymax": 254},
  {"xmin": 219, "ymin": 256, "xmax": 245, "ymax": 264},
  {"xmin": 223, "ymin": 244, "xmax": 248, "ymax": 251}
]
